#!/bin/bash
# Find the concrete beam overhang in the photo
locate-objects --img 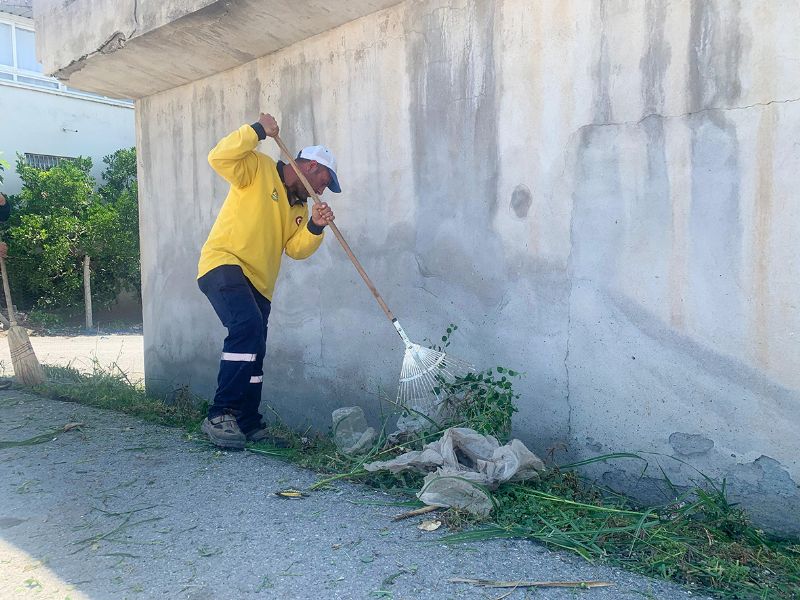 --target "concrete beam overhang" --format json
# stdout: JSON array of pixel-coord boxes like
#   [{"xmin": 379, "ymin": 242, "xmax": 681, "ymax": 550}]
[{"xmin": 33, "ymin": 0, "xmax": 401, "ymax": 99}]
